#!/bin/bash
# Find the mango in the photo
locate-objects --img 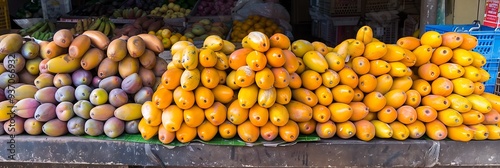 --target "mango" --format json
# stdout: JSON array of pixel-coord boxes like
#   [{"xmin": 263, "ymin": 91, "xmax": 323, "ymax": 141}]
[
  {"xmin": 121, "ymin": 73, "xmax": 143, "ymax": 94},
  {"xmin": 89, "ymin": 88, "xmax": 108, "ymax": 105},
  {"xmin": 138, "ymin": 67, "xmax": 156, "ymax": 87},
  {"xmin": 81, "ymin": 48, "xmax": 105, "ymax": 70},
  {"xmin": 125, "ymin": 120, "xmax": 140, "ymax": 134},
  {"xmin": 67, "ymin": 117, "xmax": 86, "ymax": 135},
  {"xmin": 197, "ymin": 120, "xmax": 218, "ymax": 141},
  {"xmin": 34, "ymin": 103, "xmax": 57, "ymax": 122},
  {"xmin": 92, "ymin": 76, "xmax": 101, "ymax": 88},
  {"xmin": 134, "ymin": 87, "xmax": 153, "ymax": 104},
  {"xmin": 34, "ymin": 73, "xmax": 54, "ymax": 89},
  {"xmin": 158, "ymin": 125, "xmax": 176, "ymax": 144},
  {"xmin": 72, "ymin": 69, "xmax": 92, "ymax": 86},
  {"xmin": 53, "ymin": 73, "xmax": 72, "ymax": 88},
  {"xmin": 104, "ymin": 117, "xmax": 125, "ymax": 138},
  {"xmin": 24, "ymin": 118, "xmax": 43, "ymax": 135},
  {"xmin": 33, "ymin": 87, "xmax": 56, "ymax": 104},
  {"xmin": 279, "ymin": 120, "xmax": 300, "ymax": 142},
  {"xmin": 99, "ymin": 76, "xmax": 122, "ymax": 92},
  {"xmin": 153, "ymin": 58, "xmax": 168, "ymax": 77},
  {"xmin": 139, "ymin": 49, "xmax": 156, "ymax": 69},
  {"xmin": 107, "ymin": 39, "xmax": 127, "ymax": 61},
  {"xmin": 114, "ymin": 103, "xmax": 143, "ymax": 121},
  {"xmin": 42, "ymin": 119, "xmax": 68, "ymax": 136},
  {"xmin": 85, "ymin": 119, "xmax": 104, "ymax": 136},
  {"xmin": 11, "ymin": 84, "xmax": 37, "ymax": 101},
  {"xmin": 4, "ymin": 116, "xmax": 25, "ymax": 135},
  {"xmin": 303, "ymin": 51, "xmax": 328, "ymax": 73},
  {"xmin": 0, "ymin": 88, "xmax": 4, "ymax": 101},
  {"xmin": 13, "ymin": 98, "xmax": 40, "ymax": 118},
  {"xmin": 56, "ymin": 102, "xmax": 74, "ymax": 121},
  {"xmin": 25, "ymin": 57, "xmax": 42, "ymax": 75},
  {"xmin": 74, "ymin": 100, "xmax": 94, "ymax": 119},
  {"xmin": 21, "ymin": 41, "xmax": 40, "ymax": 59},
  {"xmin": 18, "ymin": 69, "xmax": 37, "ymax": 84},
  {"xmin": 75, "ymin": 85, "xmax": 92, "ymax": 101},
  {"xmin": 5, "ymin": 52, "xmax": 25, "ymax": 72},
  {"xmin": 467, "ymin": 94, "xmax": 493, "ymax": 113},
  {"xmin": 139, "ymin": 118, "xmax": 159, "ymax": 140},
  {"xmin": 175, "ymin": 122, "xmax": 196, "ymax": 143},
  {"xmin": 55, "ymin": 86, "xmax": 75, "ymax": 102},
  {"xmin": 109, "ymin": 88, "xmax": 129, "ymax": 107},
  {"xmin": 0, "ymin": 72, "xmax": 18, "ymax": 89},
  {"xmin": 118, "ymin": 55, "xmax": 139, "ymax": 78},
  {"xmin": 38, "ymin": 58, "xmax": 49, "ymax": 74},
  {"xmin": 97, "ymin": 58, "xmax": 119, "ymax": 78},
  {"xmin": 90, "ymin": 104, "xmax": 116, "ymax": 121},
  {"xmin": 46, "ymin": 54, "xmax": 82, "ymax": 74},
  {"xmin": 237, "ymin": 120, "xmax": 260, "ymax": 143},
  {"xmin": 0, "ymin": 34, "xmax": 23, "ymax": 54},
  {"xmin": 127, "ymin": 36, "xmax": 146, "ymax": 58}
]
